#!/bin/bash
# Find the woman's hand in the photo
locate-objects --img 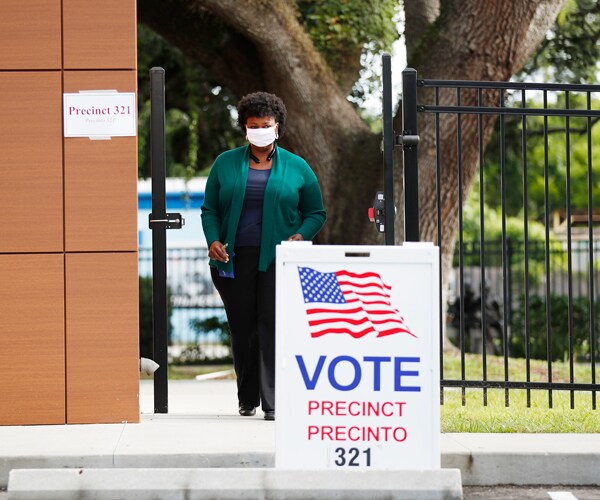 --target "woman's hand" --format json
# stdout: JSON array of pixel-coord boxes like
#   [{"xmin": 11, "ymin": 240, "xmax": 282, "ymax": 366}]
[
  {"xmin": 208, "ymin": 241, "xmax": 229, "ymax": 262},
  {"xmin": 287, "ymin": 233, "xmax": 304, "ymax": 241}
]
